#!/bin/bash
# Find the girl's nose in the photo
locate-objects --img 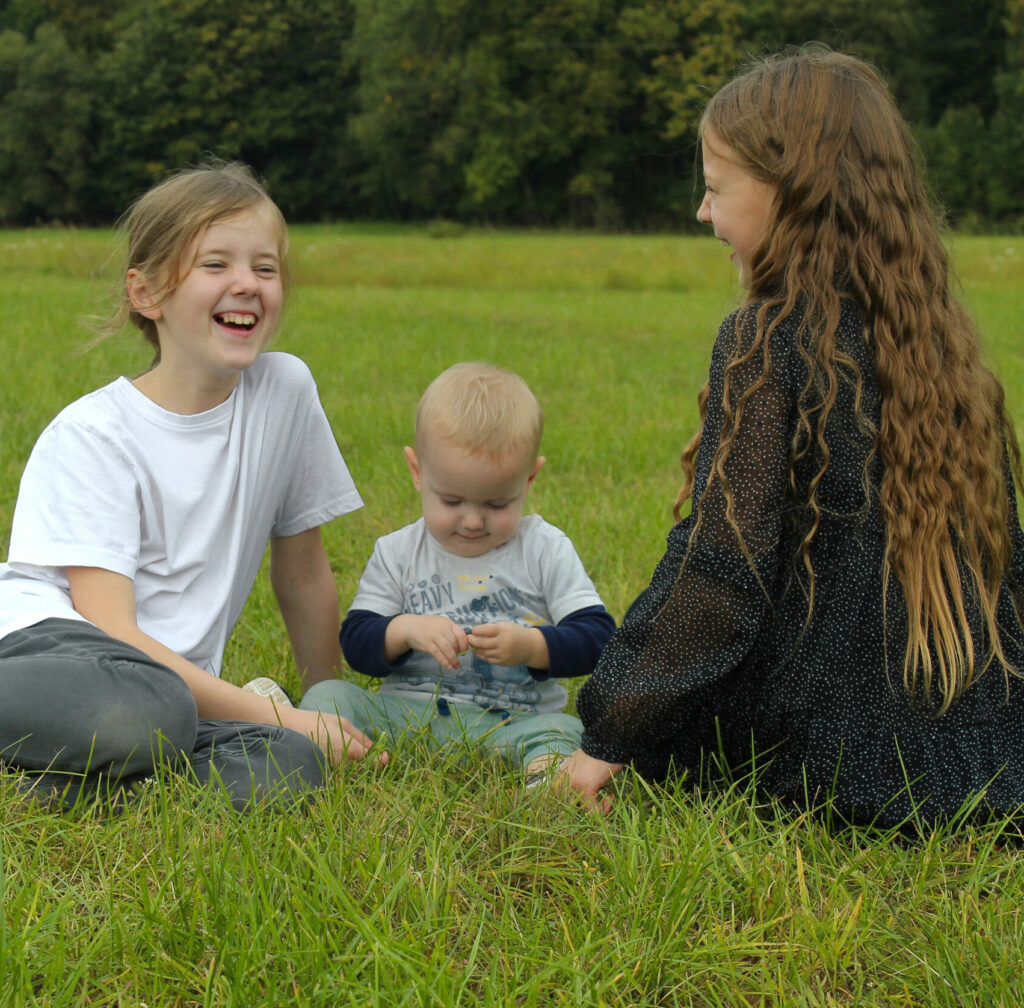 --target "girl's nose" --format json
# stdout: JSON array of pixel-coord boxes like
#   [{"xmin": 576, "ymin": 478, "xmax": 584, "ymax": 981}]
[
  {"xmin": 696, "ymin": 193, "xmax": 711, "ymax": 224},
  {"xmin": 231, "ymin": 267, "xmax": 259, "ymax": 295}
]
